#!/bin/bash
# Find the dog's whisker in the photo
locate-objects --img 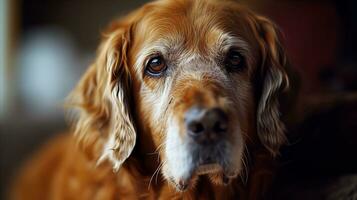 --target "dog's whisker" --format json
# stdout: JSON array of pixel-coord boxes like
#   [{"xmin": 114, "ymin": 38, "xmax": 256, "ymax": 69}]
[
  {"xmin": 155, "ymin": 160, "xmax": 166, "ymax": 184},
  {"xmin": 241, "ymin": 144, "xmax": 250, "ymax": 185},
  {"xmin": 154, "ymin": 141, "xmax": 166, "ymax": 153},
  {"xmin": 146, "ymin": 152, "xmax": 159, "ymax": 156},
  {"xmin": 148, "ymin": 160, "xmax": 167, "ymax": 191},
  {"xmin": 148, "ymin": 161, "xmax": 164, "ymax": 190}
]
